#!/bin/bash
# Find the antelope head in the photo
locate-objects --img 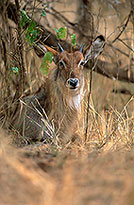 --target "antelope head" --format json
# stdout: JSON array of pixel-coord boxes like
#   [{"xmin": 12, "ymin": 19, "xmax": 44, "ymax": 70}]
[{"xmin": 37, "ymin": 35, "xmax": 105, "ymax": 97}]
